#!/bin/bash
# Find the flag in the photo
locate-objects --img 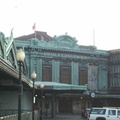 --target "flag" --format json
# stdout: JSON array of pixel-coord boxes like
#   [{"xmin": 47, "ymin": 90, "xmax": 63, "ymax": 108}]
[{"xmin": 32, "ymin": 23, "xmax": 36, "ymax": 30}]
